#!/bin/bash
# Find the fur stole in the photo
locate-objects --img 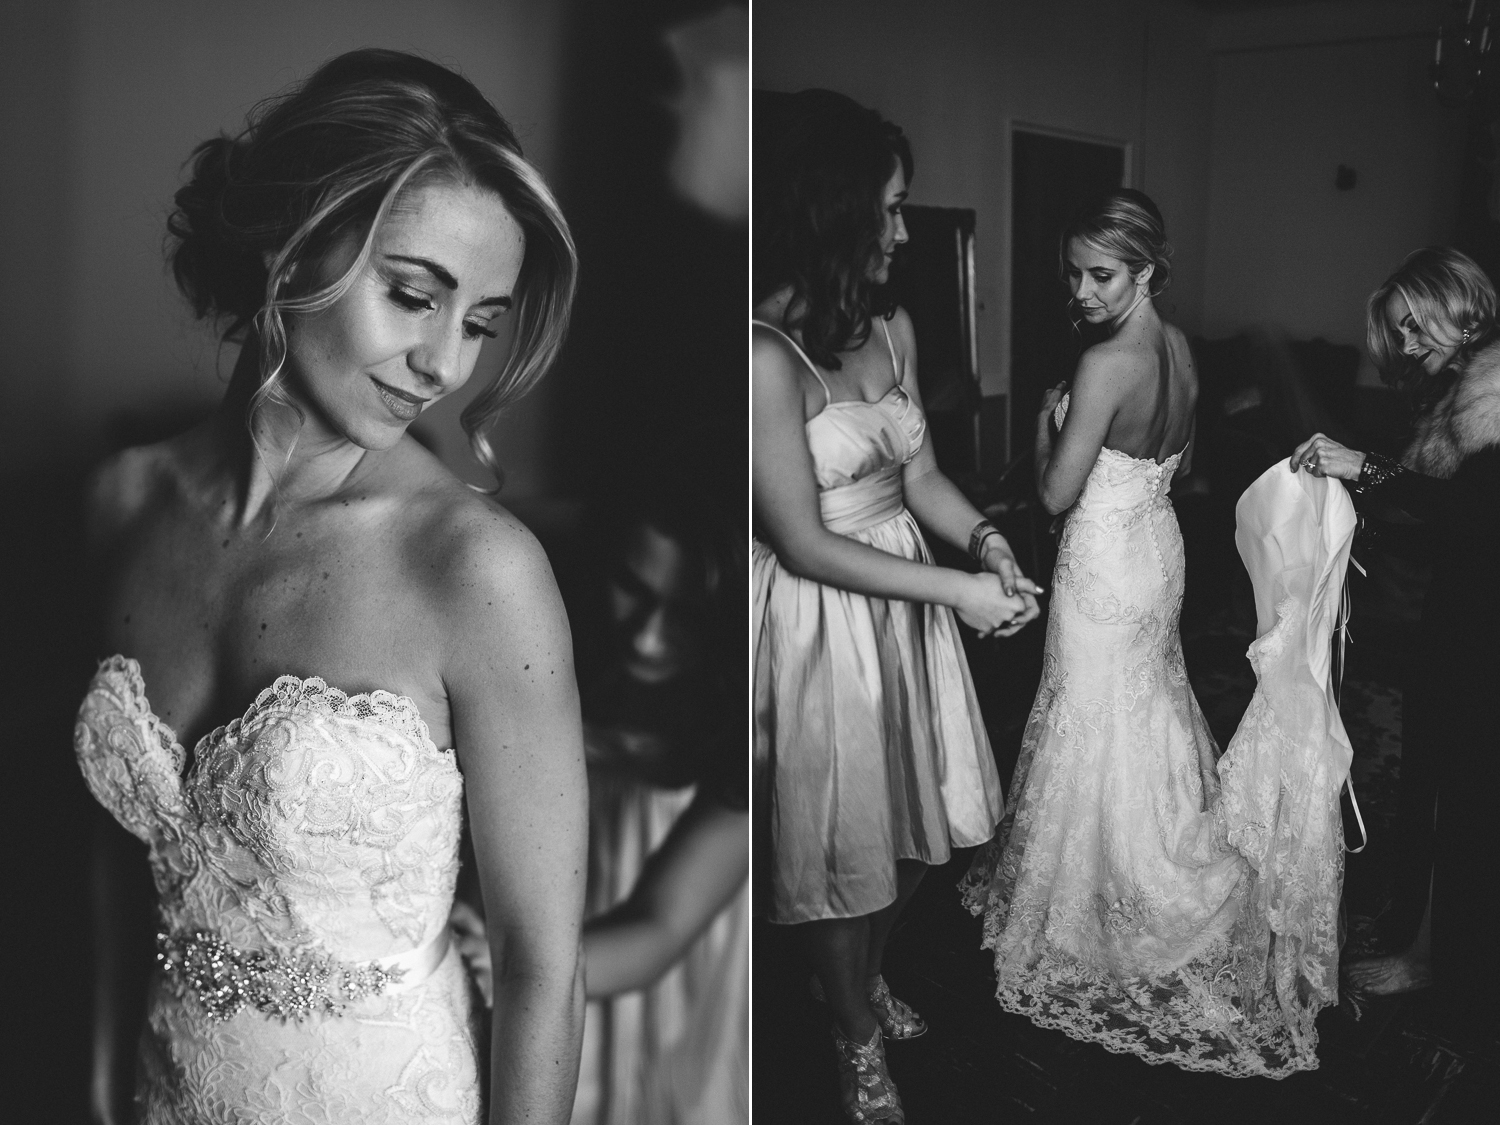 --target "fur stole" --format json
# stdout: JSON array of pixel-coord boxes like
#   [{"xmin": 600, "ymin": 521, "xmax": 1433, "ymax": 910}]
[{"xmin": 1404, "ymin": 339, "xmax": 1500, "ymax": 478}]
